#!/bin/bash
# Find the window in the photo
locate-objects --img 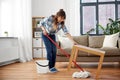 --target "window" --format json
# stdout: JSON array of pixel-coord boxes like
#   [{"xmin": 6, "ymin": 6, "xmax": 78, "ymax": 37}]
[{"xmin": 80, "ymin": 0, "xmax": 120, "ymax": 35}]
